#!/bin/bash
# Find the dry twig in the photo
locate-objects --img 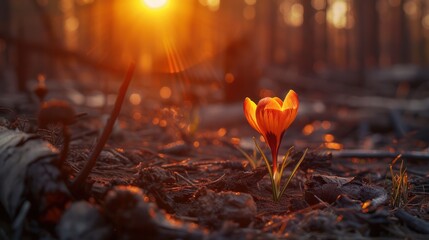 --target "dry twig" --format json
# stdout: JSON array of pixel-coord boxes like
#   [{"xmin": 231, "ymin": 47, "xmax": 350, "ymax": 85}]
[{"xmin": 71, "ymin": 62, "xmax": 135, "ymax": 192}]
